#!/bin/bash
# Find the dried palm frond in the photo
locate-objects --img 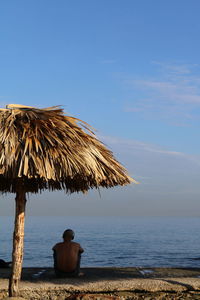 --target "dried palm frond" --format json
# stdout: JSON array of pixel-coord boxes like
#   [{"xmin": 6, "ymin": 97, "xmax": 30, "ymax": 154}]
[{"xmin": 0, "ymin": 104, "xmax": 136, "ymax": 193}]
